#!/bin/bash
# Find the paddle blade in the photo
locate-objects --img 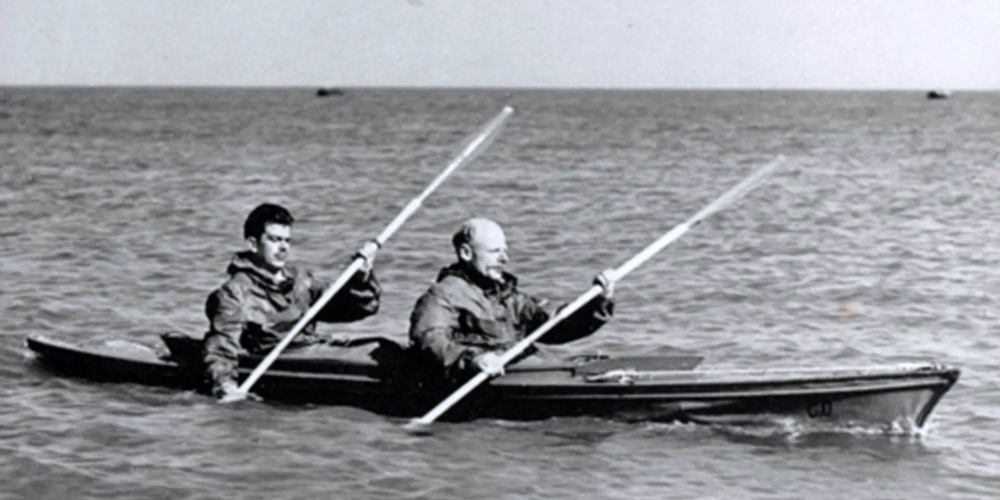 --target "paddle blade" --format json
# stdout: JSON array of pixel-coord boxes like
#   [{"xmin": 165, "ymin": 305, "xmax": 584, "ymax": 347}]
[
  {"xmin": 441, "ymin": 106, "xmax": 514, "ymax": 177},
  {"xmin": 218, "ymin": 391, "xmax": 248, "ymax": 404},
  {"xmin": 402, "ymin": 418, "xmax": 437, "ymax": 436},
  {"xmin": 691, "ymin": 155, "xmax": 784, "ymax": 222}
]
